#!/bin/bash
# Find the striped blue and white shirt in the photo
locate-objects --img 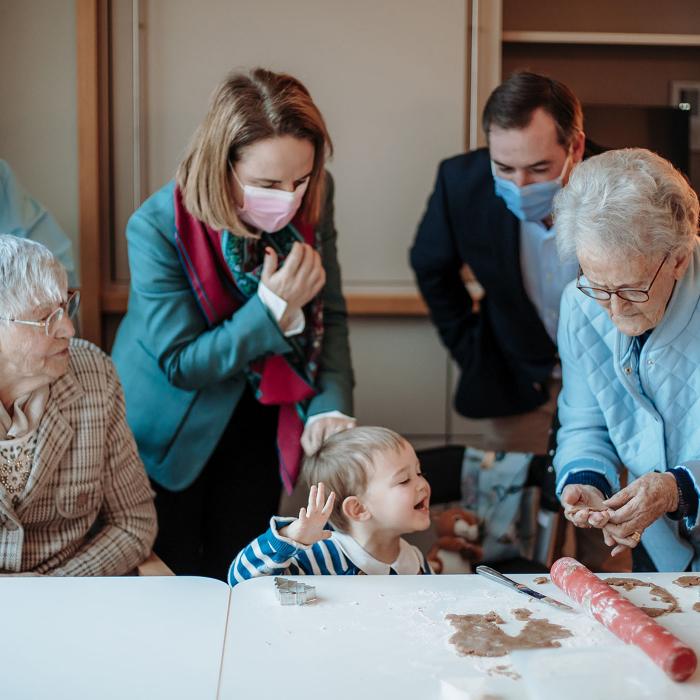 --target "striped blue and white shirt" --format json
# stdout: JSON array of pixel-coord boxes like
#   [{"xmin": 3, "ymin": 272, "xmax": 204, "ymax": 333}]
[{"xmin": 228, "ymin": 516, "xmax": 433, "ymax": 586}]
